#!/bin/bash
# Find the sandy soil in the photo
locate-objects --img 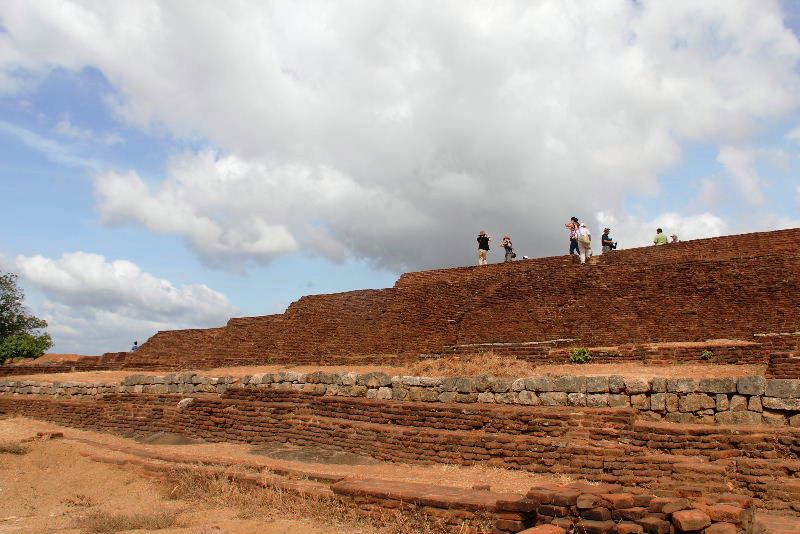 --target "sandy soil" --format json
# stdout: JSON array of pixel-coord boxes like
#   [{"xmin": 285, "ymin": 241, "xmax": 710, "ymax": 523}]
[
  {"xmin": 10, "ymin": 361, "xmax": 766, "ymax": 384},
  {"xmin": 0, "ymin": 419, "xmax": 377, "ymax": 534},
  {"xmin": 0, "ymin": 418, "xmax": 556, "ymax": 496}
]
